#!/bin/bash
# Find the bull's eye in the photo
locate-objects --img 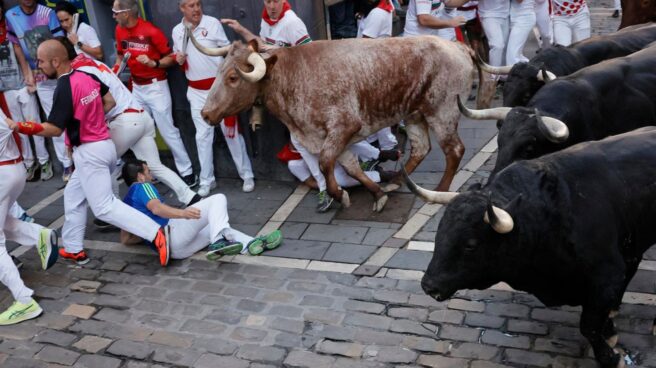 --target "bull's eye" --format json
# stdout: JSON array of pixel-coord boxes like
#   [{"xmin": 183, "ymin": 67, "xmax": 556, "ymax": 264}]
[
  {"xmin": 228, "ymin": 75, "xmax": 239, "ymax": 83},
  {"xmin": 464, "ymin": 238, "xmax": 477, "ymax": 252}
]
